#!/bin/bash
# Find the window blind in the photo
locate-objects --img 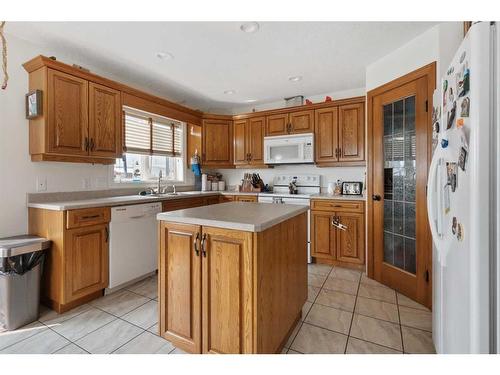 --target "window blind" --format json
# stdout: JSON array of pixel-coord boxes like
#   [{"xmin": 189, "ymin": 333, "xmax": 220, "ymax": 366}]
[{"xmin": 123, "ymin": 107, "xmax": 183, "ymax": 156}]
